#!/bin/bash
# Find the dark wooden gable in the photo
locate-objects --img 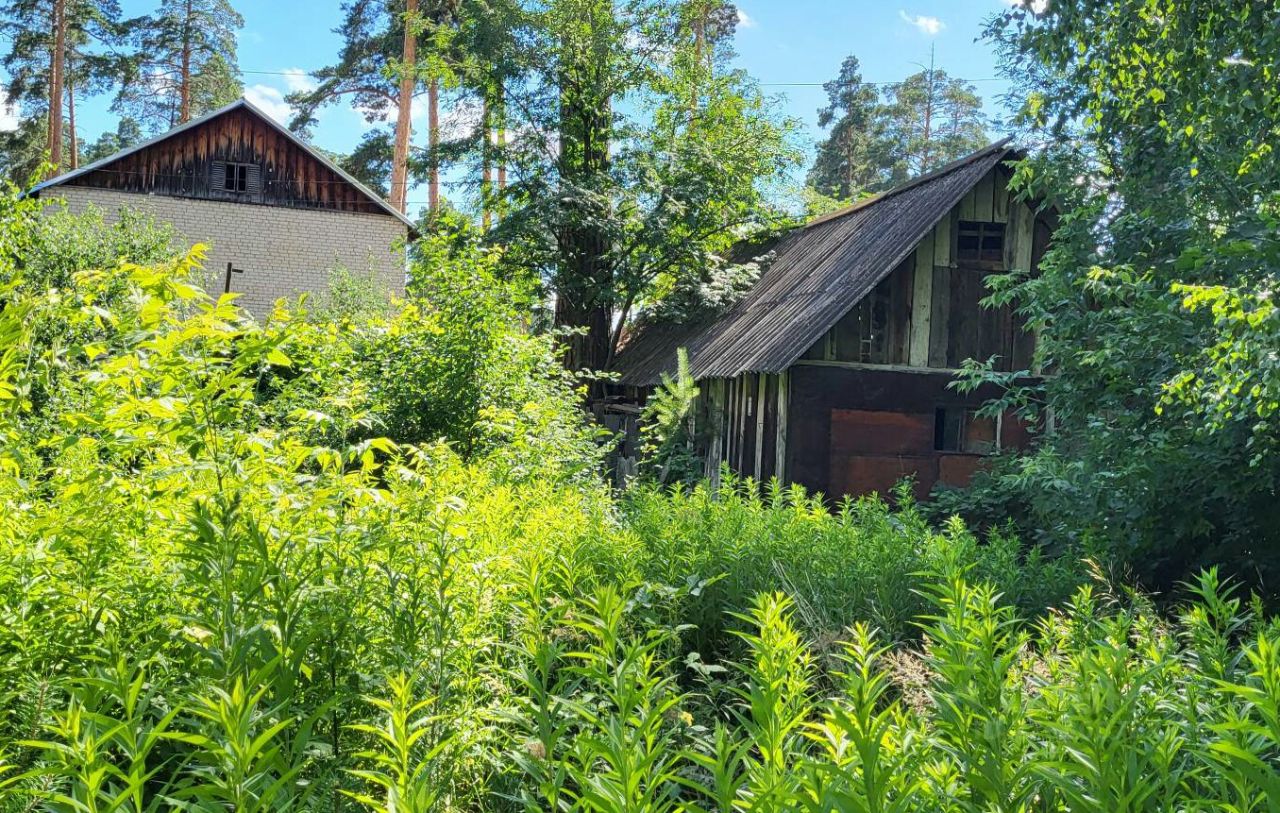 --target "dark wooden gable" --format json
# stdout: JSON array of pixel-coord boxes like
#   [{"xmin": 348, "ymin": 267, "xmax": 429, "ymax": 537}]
[
  {"xmin": 798, "ymin": 162, "xmax": 1049, "ymax": 373},
  {"xmin": 63, "ymin": 106, "xmax": 389, "ymax": 216}
]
